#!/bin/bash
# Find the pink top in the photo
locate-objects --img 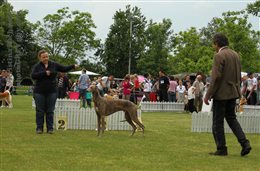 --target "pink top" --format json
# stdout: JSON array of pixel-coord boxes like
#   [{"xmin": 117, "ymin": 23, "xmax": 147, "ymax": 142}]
[
  {"xmin": 122, "ymin": 80, "xmax": 131, "ymax": 95},
  {"xmin": 168, "ymin": 80, "xmax": 178, "ymax": 92}
]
